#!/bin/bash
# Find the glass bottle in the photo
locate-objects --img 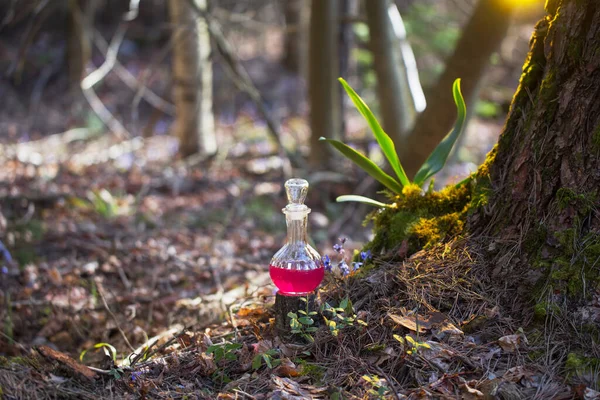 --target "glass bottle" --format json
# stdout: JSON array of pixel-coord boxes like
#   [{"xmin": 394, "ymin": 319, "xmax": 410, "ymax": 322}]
[{"xmin": 269, "ymin": 178, "xmax": 324, "ymax": 296}]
